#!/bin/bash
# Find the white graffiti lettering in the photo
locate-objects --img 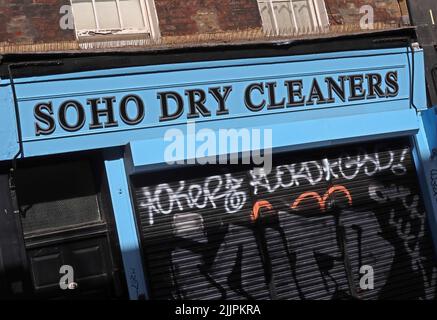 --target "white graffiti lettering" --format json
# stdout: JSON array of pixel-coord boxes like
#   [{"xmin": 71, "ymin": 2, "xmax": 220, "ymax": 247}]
[
  {"xmin": 139, "ymin": 173, "xmax": 246, "ymax": 225},
  {"xmin": 250, "ymin": 149, "xmax": 408, "ymax": 195},
  {"xmin": 140, "ymin": 148, "xmax": 409, "ymax": 223}
]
